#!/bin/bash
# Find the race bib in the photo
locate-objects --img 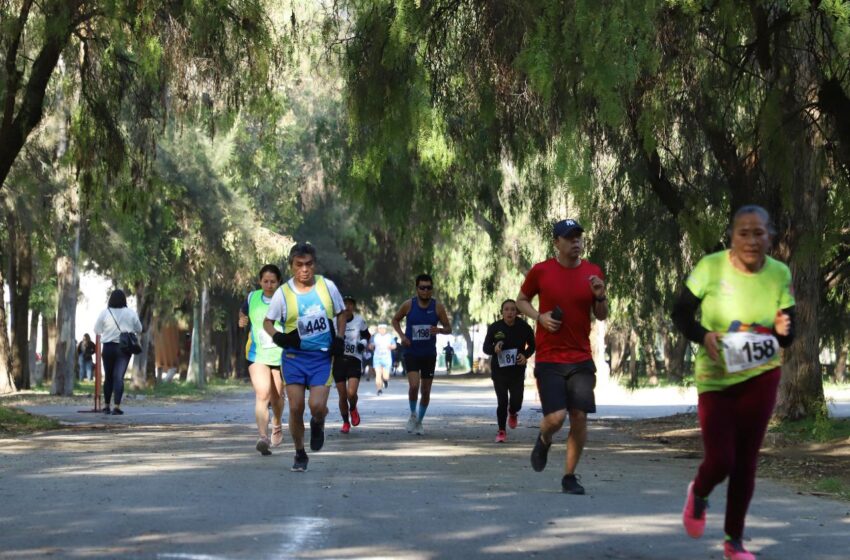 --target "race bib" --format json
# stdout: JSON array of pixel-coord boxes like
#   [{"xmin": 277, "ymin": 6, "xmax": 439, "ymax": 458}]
[
  {"xmin": 297, "ymin": 313, "xmax": 331, "ymax": 340},
  {"xmin": 497, "ymin": 348, "xmax": 518, "ymax": 368},
  {"xmin": 258, "ymin": 325, "xmax": 283, "ymax": 349},
  {"xmin": 721, "ymin": 332, "xmax": 778, "ymax": 374},
  {"xmin": 411, "ymin": 324, "xmax": 432, "ymax": 342}
]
